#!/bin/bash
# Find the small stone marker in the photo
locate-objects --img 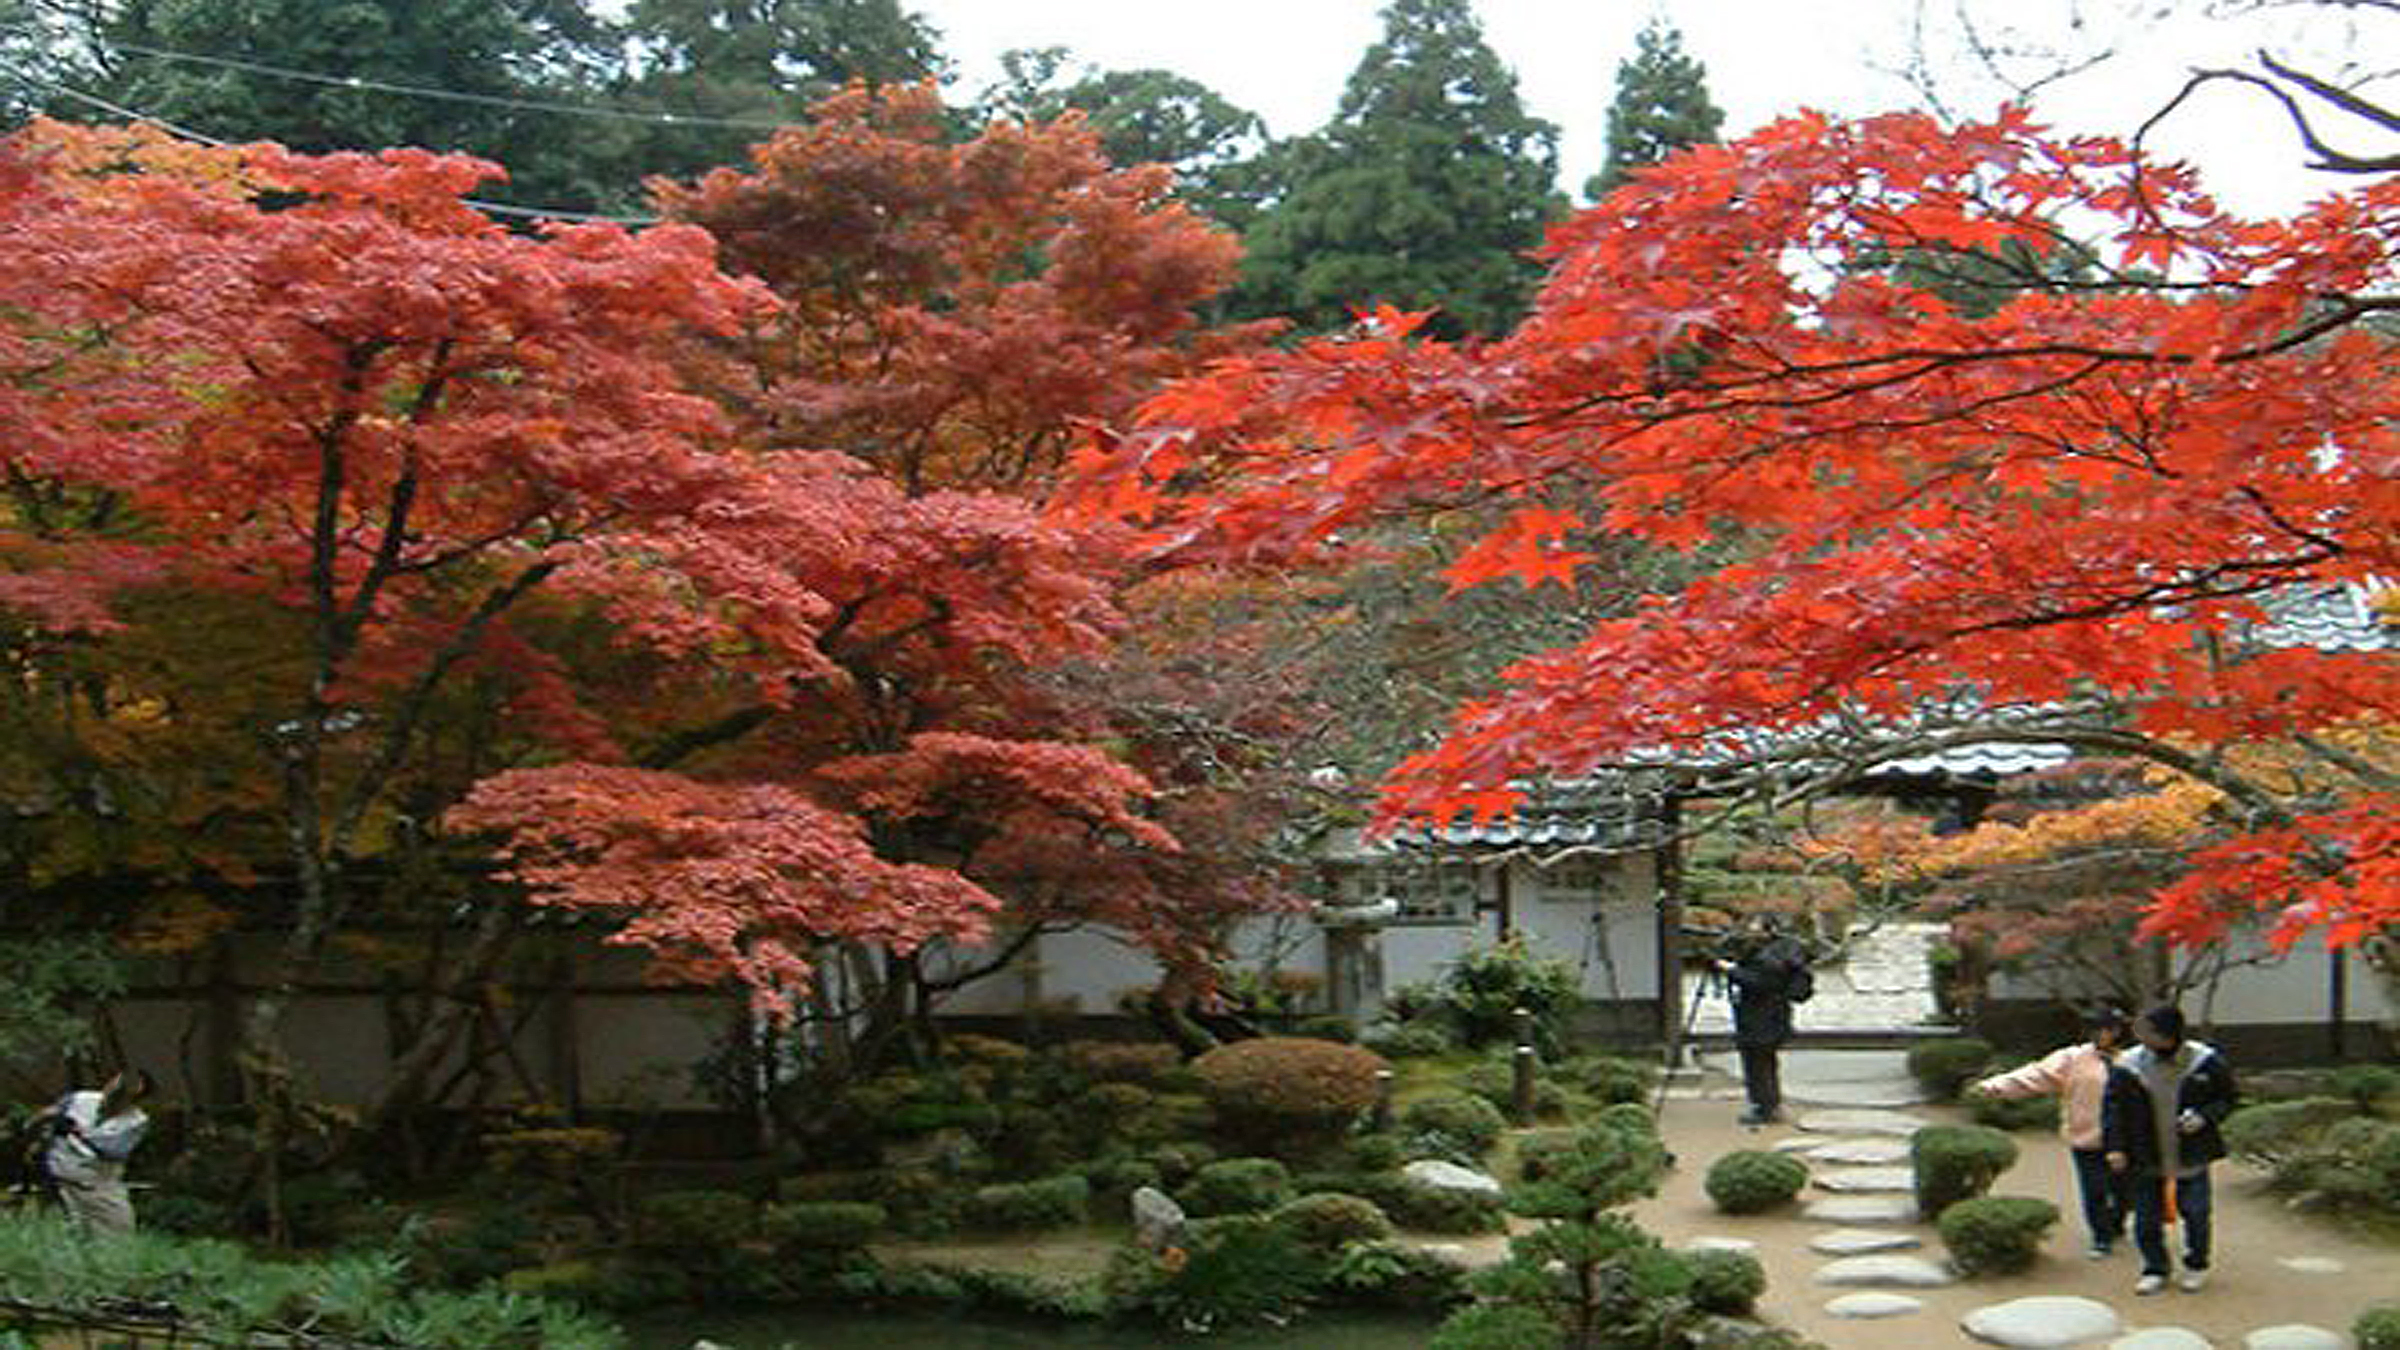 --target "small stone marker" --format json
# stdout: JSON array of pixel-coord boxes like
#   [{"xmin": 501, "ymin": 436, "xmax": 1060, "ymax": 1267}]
[
  {"xmin": 1813, "ymin": 1165, "xmax": 1916, "ymax": 1193},
  {"xmin": 1802, "ymin": 1195, "xmax": 1917, "ymax": 1224},
  {"xmin": 1814, "ymin": 1254, "xmax": 1955, "ymax": 1288},
  {"xmin": 2108, "ymin": 1330, "xmax": 2212, "ymax": 1350},
  {"xmin": 1960, "ymin": 1295, "xmax": 2121, "ymax": 1348},
  {"xmin": 1796, "ymin": 1108, "xmax": 1926, "ymax": 1137},
  {"xmin": 1683, "ymin": 1236, "xmax": 1757, "ymax": 1256},
  {"xmin": 1403, "ymin": 1158, "xmax": 1504, "ymax": 1198},
  {"xmin": 1809, "ymin": 1228, "xmax": 1922, "ymax": 1255},
  {"xmin": 1826, "ymin": 1292, "xmax": 1925, "ymax": 1319},
  {"xmin": 1131, "ymin": 1186, "xmax": 1186, "ymax": 1252},
  {"xmin": 2244, "ymin": 1328, "xmax": 2344, "ymax": 1350},
  {"xmin": 2273, "ymin": 1255, "xmax": 2345, "ymax": 1275},
  {"xmin": 1811, "ymin": 1138, "xmax": 1911, "ymax": 1164}
]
